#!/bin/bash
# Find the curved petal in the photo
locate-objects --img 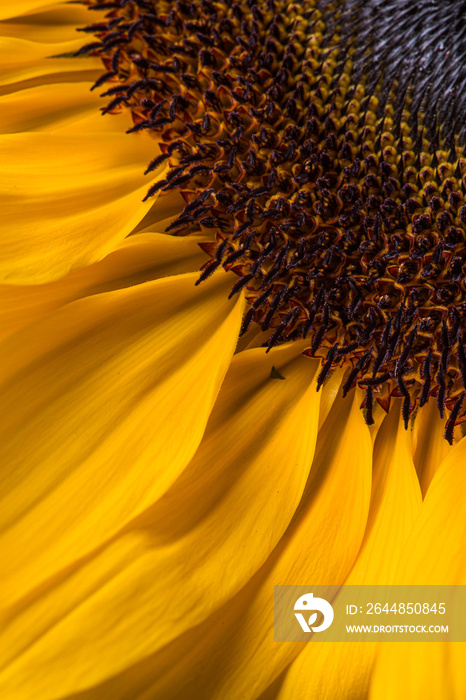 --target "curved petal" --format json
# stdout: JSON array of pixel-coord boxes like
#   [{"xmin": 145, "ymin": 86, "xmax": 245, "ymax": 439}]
[
  {"xmin": 411, "ymin": 399, "xmax": 452, "ymax": 496},
  {"xmin": 0, "ymin": 341, "xmax": 323, "ymax": 698},
  {"xmin": 369, "ymin": 435, "xmax": 466, "ymax": 700},
  {"xmin": 0, "ymin": 82, "xmax": 108, "ymax": 133},
  {"xmin": 0, "ymin": 1, "xmax": 68, "ymax": 20},
  {"xmin": 132, "ymin": 389, "xmax": 373, "ymax": 700},
  {"xmin": 317, "ymin": 366, "xmax": 345, "ymax": 429},
  {"xmin": 0, "ymin": 270, "xmax": 244, "ymax": 613},
  {"xmin": 277, "ymin": 405, "xmax": 422, "ymax": 700},
  {"xmin": 0, "ymin": 232, "xmax": 207, "ymax": 342},
  {"xmin": 351, "ymin": 405, "xmax": 422, "ymax": 583},
  {"xmin": 0, "ymin": 37, "xmax": 100, "ymax": 87},
  {"xmin": 0, "ymin": 130, "xmax": 166, "ymax": 283},
  {"xmin": 0, "ymin": 4, "xmax": 94, "ymax": 42}
]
